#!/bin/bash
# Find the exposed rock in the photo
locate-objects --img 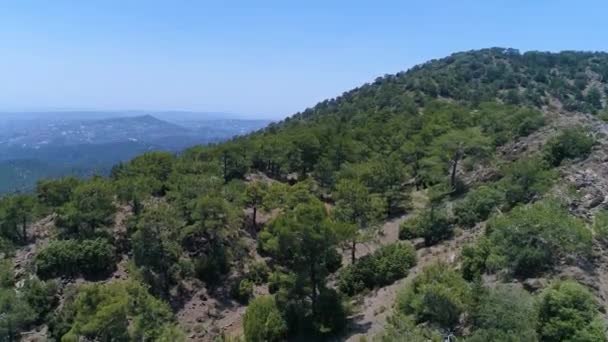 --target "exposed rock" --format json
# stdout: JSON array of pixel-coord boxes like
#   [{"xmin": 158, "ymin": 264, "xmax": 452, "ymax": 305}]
[
  {"xmin": 523, "ymin": 278, "xmax": 548, "ymax": 292},
  {"xmin": 412, "ymin": 238, "xmax": 426, "ymax": 250}
]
